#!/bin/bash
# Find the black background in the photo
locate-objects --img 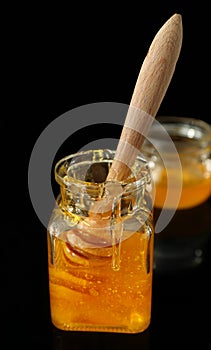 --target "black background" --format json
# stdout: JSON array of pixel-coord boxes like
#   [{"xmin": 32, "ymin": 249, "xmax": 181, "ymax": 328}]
[{"xmin": 5, "ymin": 1, "xmax": 211, "ymax": 349}]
